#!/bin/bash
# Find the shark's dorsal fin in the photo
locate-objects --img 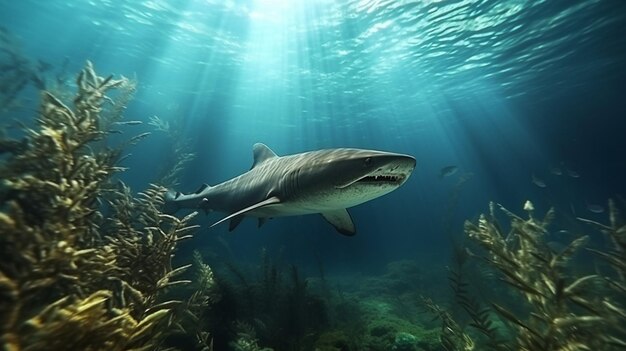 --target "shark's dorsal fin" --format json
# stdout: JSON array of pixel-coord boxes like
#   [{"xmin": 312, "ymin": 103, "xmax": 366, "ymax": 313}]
[
  {"xmin": 210, "ymin": 196, "xmax": 281, "ymax": 230},
  {"xmin": 251, "ymin": 143, "xmax": 278, "ymax": 169},
  {"xmin": 321, "ymin": 209, "xmax": 356, "ymax": 236}
]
